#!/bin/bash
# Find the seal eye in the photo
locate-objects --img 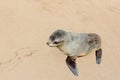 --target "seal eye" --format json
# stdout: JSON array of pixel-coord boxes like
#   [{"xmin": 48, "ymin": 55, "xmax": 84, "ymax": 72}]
[{"xmin": 54, "ymin": 41, "xmax": 60, "ymax": 44}]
